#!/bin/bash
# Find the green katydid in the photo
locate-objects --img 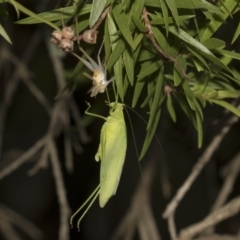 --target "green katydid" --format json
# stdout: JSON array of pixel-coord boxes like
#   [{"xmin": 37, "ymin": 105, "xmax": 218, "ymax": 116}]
[{"xmin": 70, "ymin": 101, "xmax": 127, "ymax": 230}]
